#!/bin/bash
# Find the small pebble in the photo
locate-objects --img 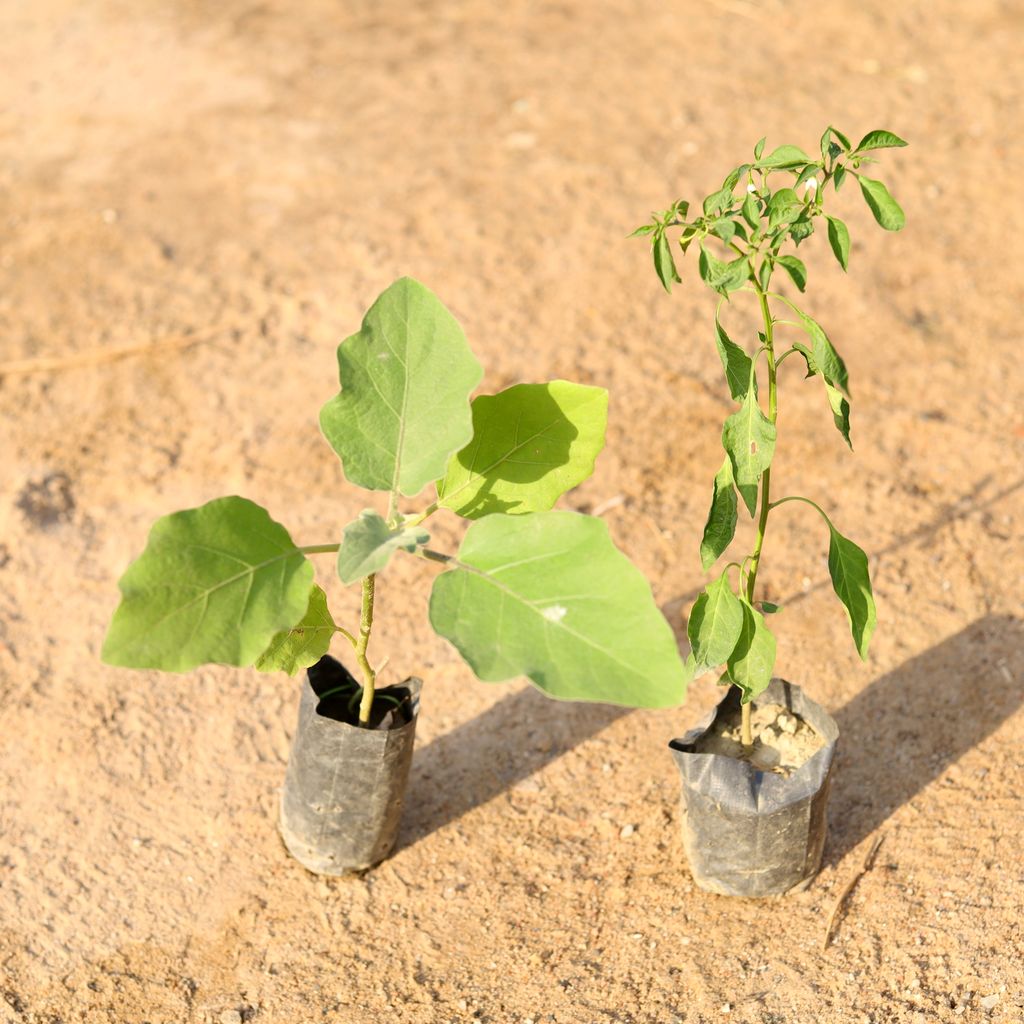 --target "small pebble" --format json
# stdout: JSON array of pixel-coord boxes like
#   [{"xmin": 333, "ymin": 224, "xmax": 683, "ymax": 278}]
[
  {"xmin": 777, "ymin": 714, "xmax": 797, "ymax": 735},
  {"xmin": 219, "ymin": 1012, "xmax": 242, "ymax": 1024},
  {"xmin": 979, "ymin": 994, "xmax": 1000, "ymax": 1010},
  {"xmin": 619, "ymin": 824, "xmax": 636, "ymax": 838},
  {"xmin": 720, "ymin": 1003, "xmax": 731, "ymax": 1014},
  {"xmin": 759, "ymin": 726, "xmax": 777, "ymax": 744}
]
